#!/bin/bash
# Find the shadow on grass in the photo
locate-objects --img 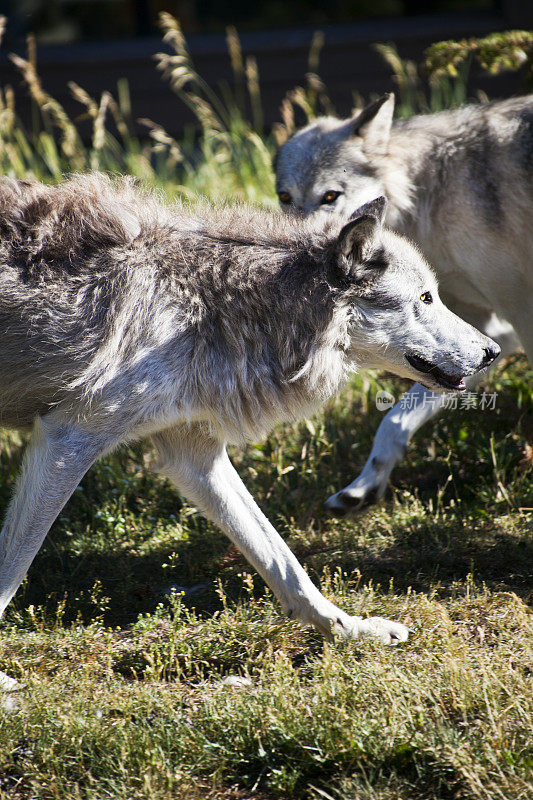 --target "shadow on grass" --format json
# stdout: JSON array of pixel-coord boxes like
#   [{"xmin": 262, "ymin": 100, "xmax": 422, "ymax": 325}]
[
  {"xmin": 307, "ymin": 515, "xmax": 533, "ymax": 599},
  {"xmin": 1, "ymin": 358, "xmax": 531, "ymax": 628},
  {"xmin": 6, "ymin": 495, "xmax": 531, "ymax": 630}
]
